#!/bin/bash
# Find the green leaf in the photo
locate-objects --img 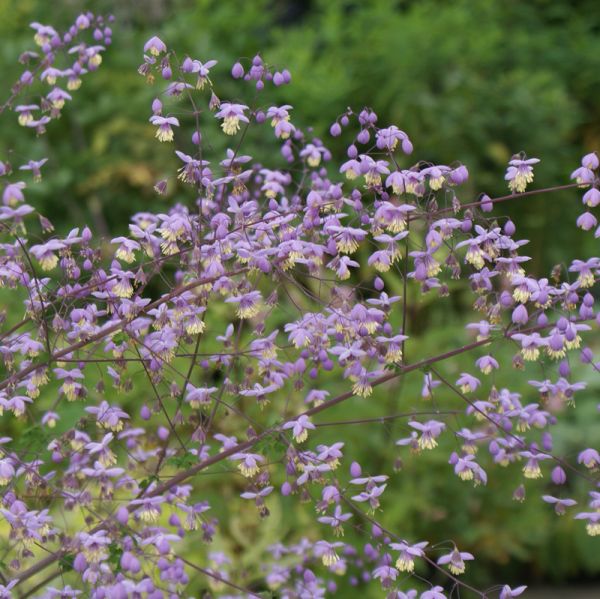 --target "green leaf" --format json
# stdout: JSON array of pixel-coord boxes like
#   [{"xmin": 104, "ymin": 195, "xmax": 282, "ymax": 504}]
[
  {"xmin": 59, "ymin": 553, "xmax": 75, "ymax": 572},
  {"xmin": 165, "ymin": 453, "xmax": 197, "ymax": 469},
  {"xmin": 108, "ymin": 542, "xmax": 123, "ymax": 570}
]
